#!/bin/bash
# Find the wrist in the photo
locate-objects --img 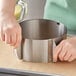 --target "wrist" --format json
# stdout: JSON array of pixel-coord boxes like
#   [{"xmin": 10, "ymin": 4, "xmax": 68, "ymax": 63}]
[
  {"xmin": 0, "ymin": 10, "xmax": 14, "ymax": 17},
  {"xmin": 0, "ymin": 11, "xmax": 15, "ymax": 21}
]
